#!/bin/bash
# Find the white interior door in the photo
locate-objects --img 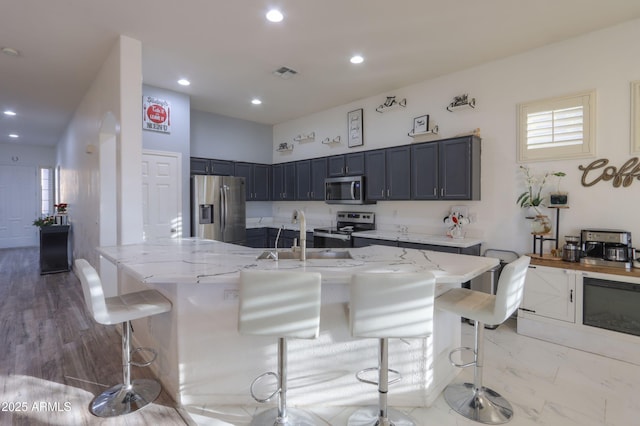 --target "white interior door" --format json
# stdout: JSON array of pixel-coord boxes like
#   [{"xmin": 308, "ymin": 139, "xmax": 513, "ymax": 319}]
[
  {"xmin": 0, "ymin": 165, "xmax": 38, "ymax": 248},
  {"xmin": 142, "ymin": 151, "xmax": 181, "ymax": 240}
]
